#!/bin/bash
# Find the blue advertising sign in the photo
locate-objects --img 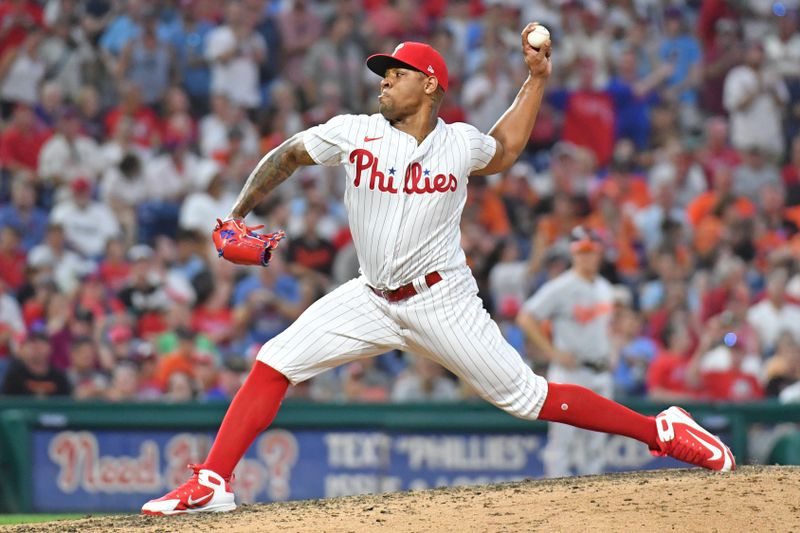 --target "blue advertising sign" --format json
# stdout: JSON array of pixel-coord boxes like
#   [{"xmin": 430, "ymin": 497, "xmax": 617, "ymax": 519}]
[{"xmin": 32, "ymin": 429, "xmax": 685, "ymax": 512}]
